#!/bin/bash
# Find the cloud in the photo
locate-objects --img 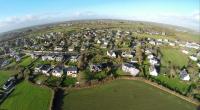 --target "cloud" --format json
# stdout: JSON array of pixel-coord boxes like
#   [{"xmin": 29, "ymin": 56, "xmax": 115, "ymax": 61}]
[
  {"xmin": 0, "ymin": 11, "xmax": 199, "ymax": 33},
  {"xmin": 192, "ymin": 11, "xmax": 200, "ymax": 21}
]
